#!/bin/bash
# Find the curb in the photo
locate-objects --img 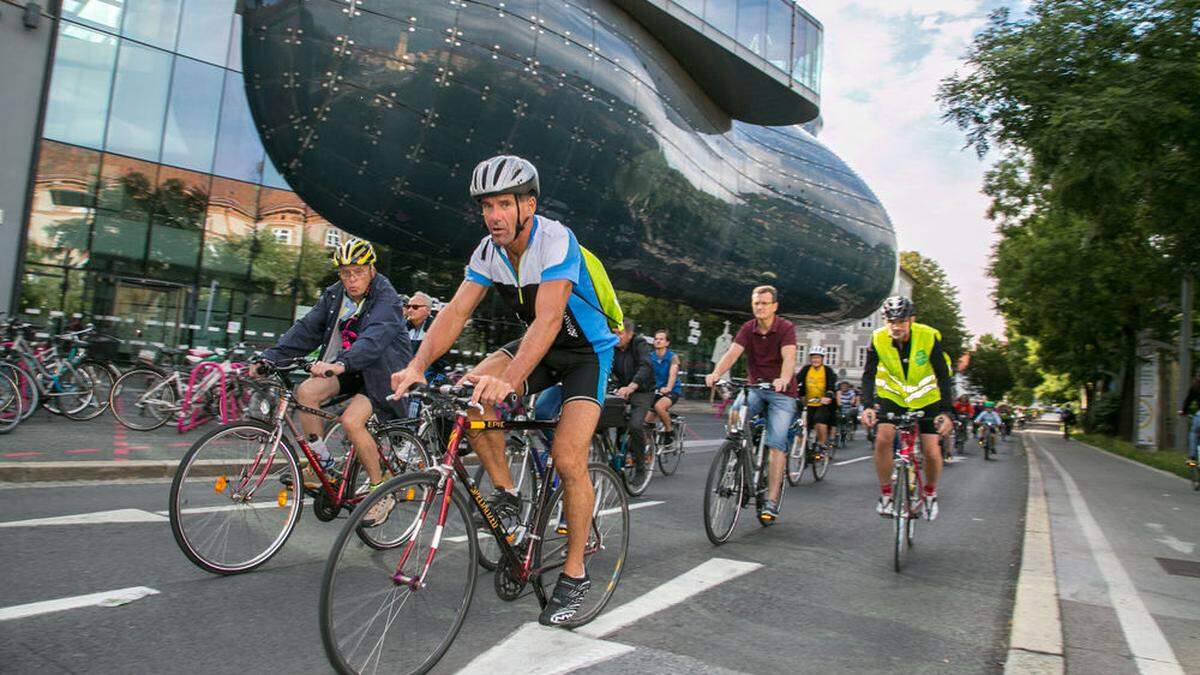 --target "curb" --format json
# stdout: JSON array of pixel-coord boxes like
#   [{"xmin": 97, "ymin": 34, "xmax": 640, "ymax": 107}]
[
  {"xmin": 1004, "ymin": 434, "xmax": 1065, "ymax": 674},
  {"xmin": 0, "ymin": 460, "xmax": 183, "ymax": 483}
]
